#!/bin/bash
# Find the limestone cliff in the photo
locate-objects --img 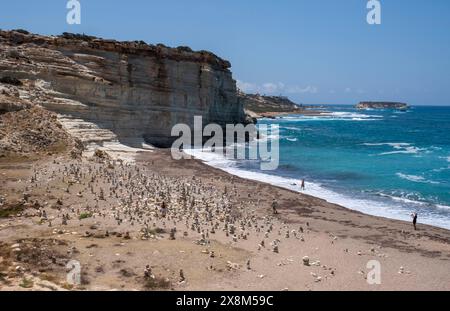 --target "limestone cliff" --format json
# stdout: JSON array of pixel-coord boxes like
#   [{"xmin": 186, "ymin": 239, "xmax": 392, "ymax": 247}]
[{"xmin": 0, "ymin": 30, "xmax": 246, "ymax": 148}]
